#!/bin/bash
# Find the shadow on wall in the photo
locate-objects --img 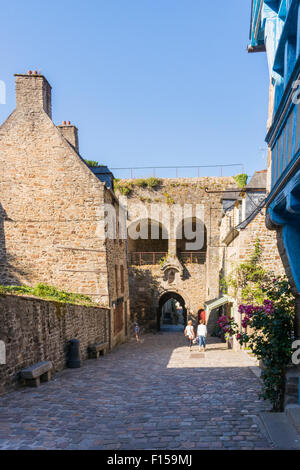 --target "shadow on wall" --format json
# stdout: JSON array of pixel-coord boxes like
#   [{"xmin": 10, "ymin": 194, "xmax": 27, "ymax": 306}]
[
  {"xmin": 0, "ymin": 203, "xmax": 28, "ymax": 285},
  {"xmin": 207, "ymin": 307, "xmax": 221, "ymax": 336},
  {"xmin": 129, "ymin": 267, "xmax": 161, "ymax": 333}
]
